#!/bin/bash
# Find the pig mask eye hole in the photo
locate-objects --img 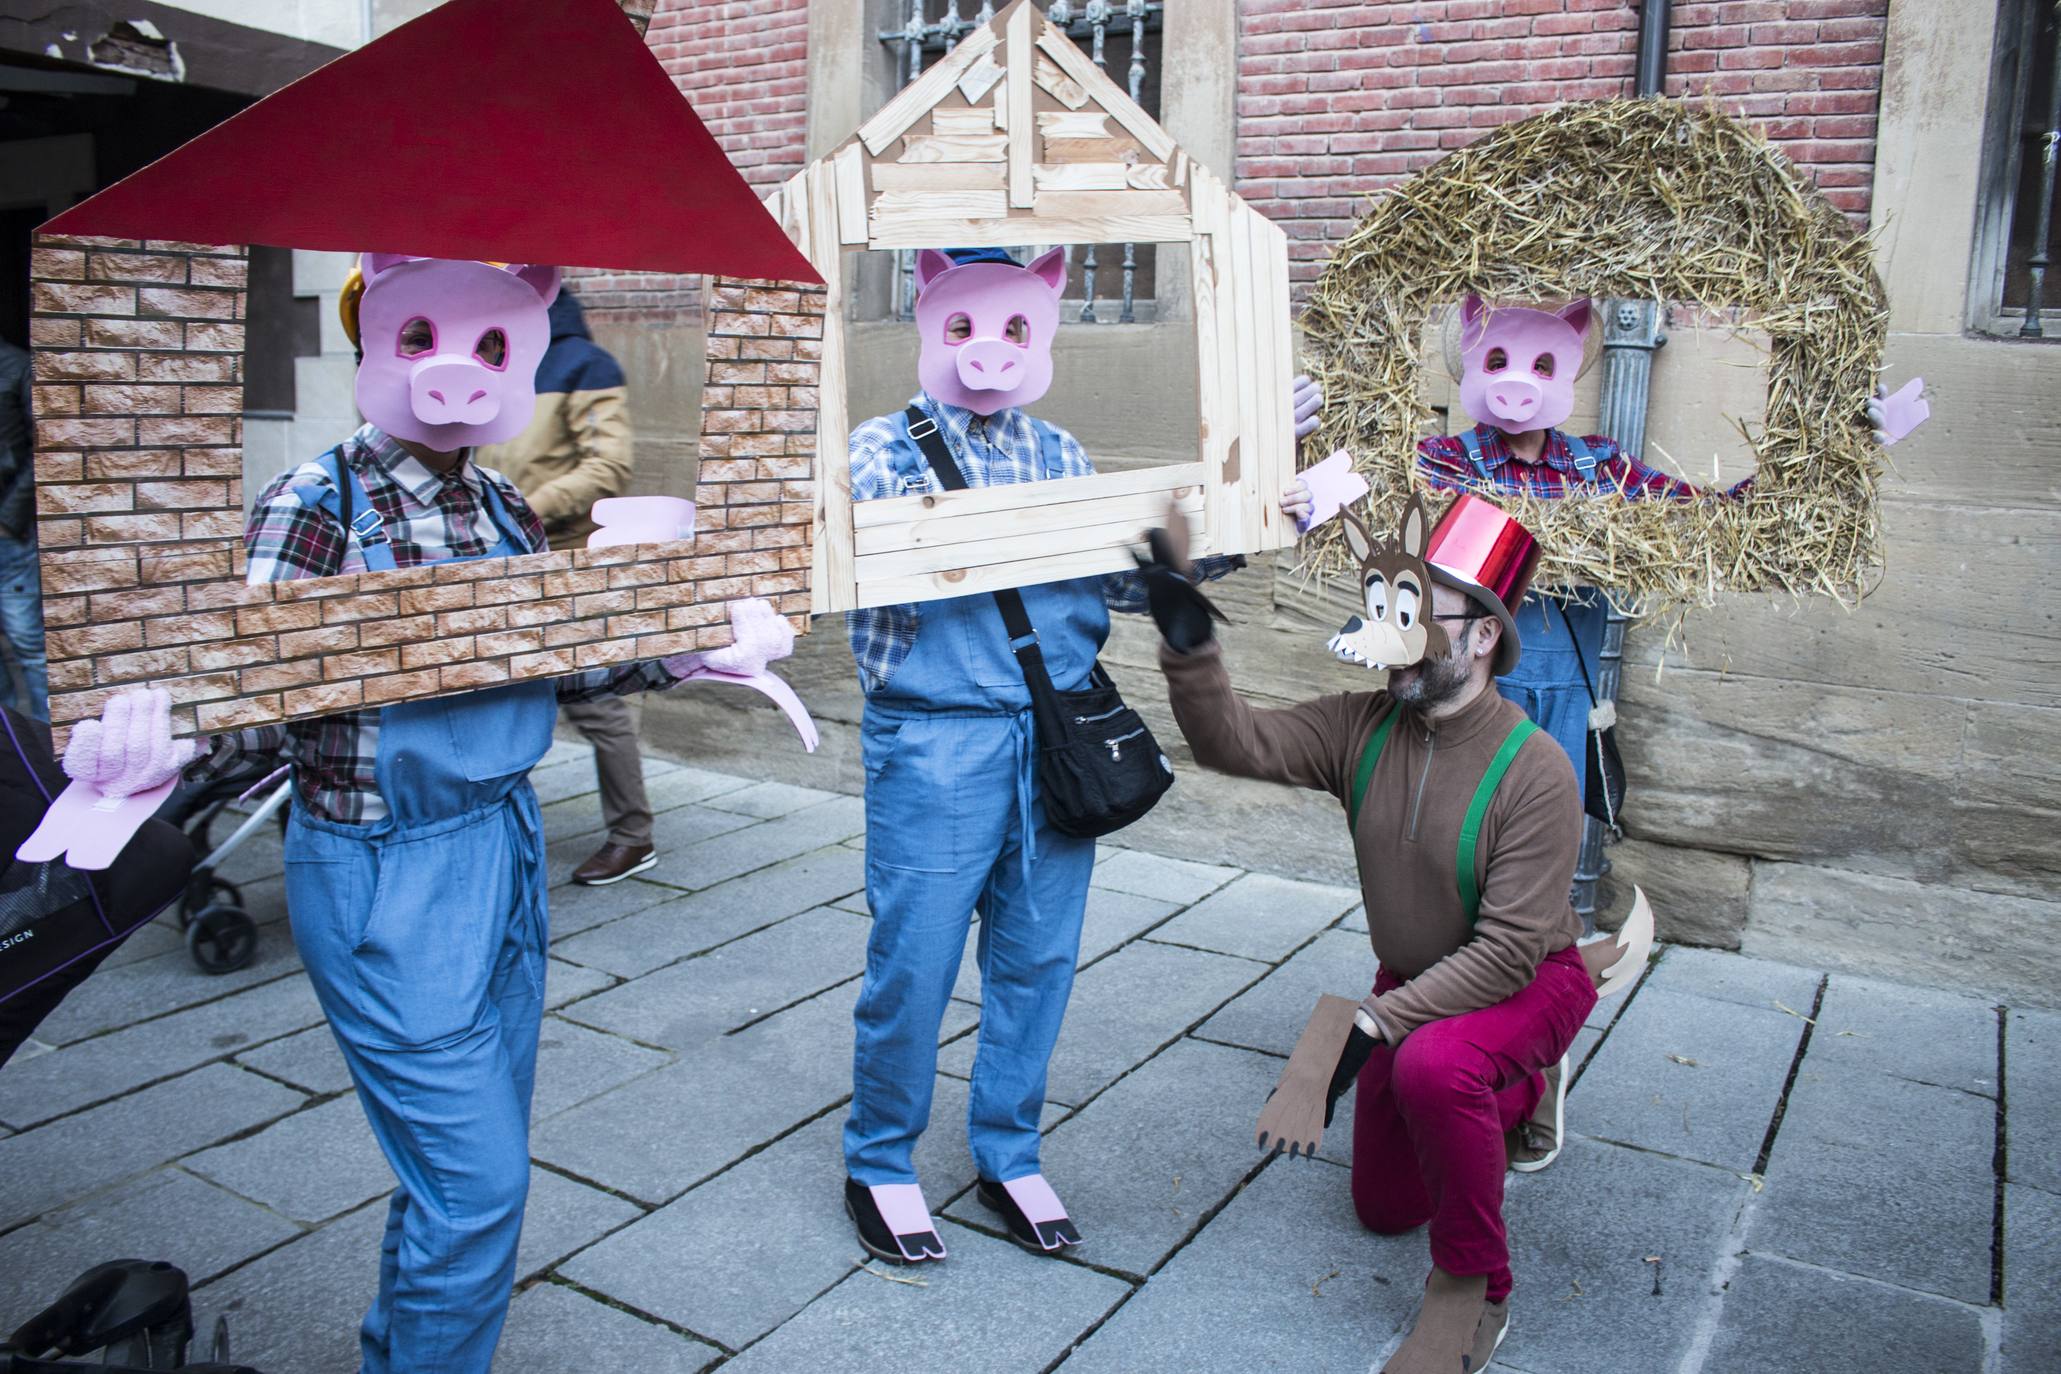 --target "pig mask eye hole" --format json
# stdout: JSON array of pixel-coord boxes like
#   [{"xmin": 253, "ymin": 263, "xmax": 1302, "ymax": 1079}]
[
  {"xmin": 1484, "ymin": 347, "xmax": 1508, "ymax": 372},
  {"xmin": 945, "ymin": 313, "xmax": 973, "ymax": 344},
  {"xmin": 397, "ymin": 318, "xmax": 436, "ymax": 358},
  {"xmin": 474, "ymin": 328, "xmax": 508, "ymax": 370},
  {"xmin": 1532, "ymin": 353, "xmax": 1556, "ymax": 379},
  {"xmin": 1005, "ymin": 314, "xmax": 1030, "ymax": 347}
]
